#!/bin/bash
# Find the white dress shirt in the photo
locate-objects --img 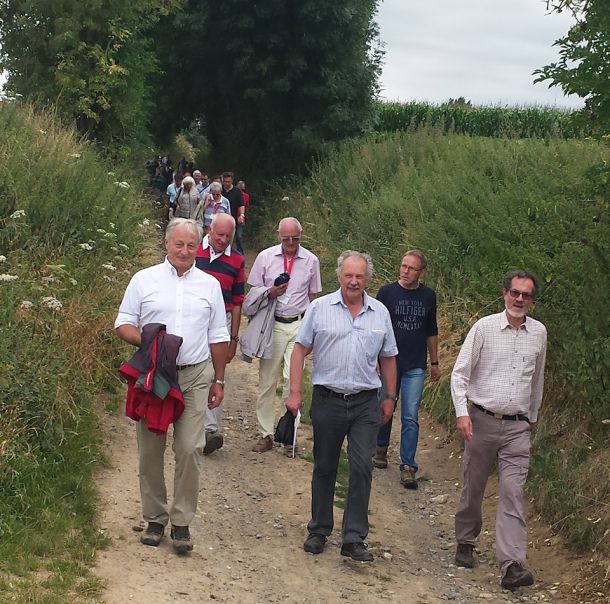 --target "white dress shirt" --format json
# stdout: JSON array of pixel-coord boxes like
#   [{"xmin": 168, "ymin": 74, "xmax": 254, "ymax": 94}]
[
  {"xmin": 115, "ymin": 257, "xmax": 229, "ymax": 365},
  {"xmin": 451, "ymin": 311, "xmax": 547, "ymax": 422}
]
